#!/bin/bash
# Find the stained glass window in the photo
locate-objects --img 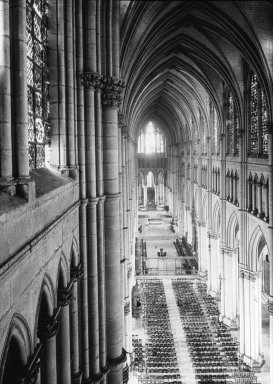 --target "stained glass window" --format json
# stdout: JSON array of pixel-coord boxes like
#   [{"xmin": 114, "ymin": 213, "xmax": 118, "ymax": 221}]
[
  {"xmin": 213, "ymin": 108, "xmax": 219, "ymax": 154},
  {"xmin": 261, "ymin": 90, "xmax": 268, "ymax": 155},
  {"xmin": 27, "ymin": 0, "xmax": 49, "ymax": 169},
  {"xmin": 226, "ymin": 91, "xmax": 239, "ymax": 155},
  {"xmin": 201, "ymin": 115, "xmax": 207, "ymax": 154},
  {"xmin": 137, "ymin": 122, "xmax": 165, "ymax": 154},
  {"xmin": 250, "ymin": 73, "xmax": 259, "ymax": 154},
  {"xmin": 249, "ymin": 72, "xmax": 269, "ymax": 156}
]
